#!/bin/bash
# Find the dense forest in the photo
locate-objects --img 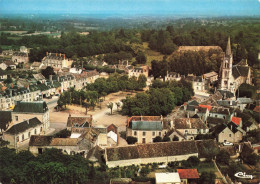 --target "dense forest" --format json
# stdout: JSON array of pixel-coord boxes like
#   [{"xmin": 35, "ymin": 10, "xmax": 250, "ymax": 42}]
[
  {"xmin": 0, "ymin": 147, "xmax": 109, "ymax": 184},
  {"xmin": 0, "ymin": 17, "xmax": 259, "ymax": 76}
]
